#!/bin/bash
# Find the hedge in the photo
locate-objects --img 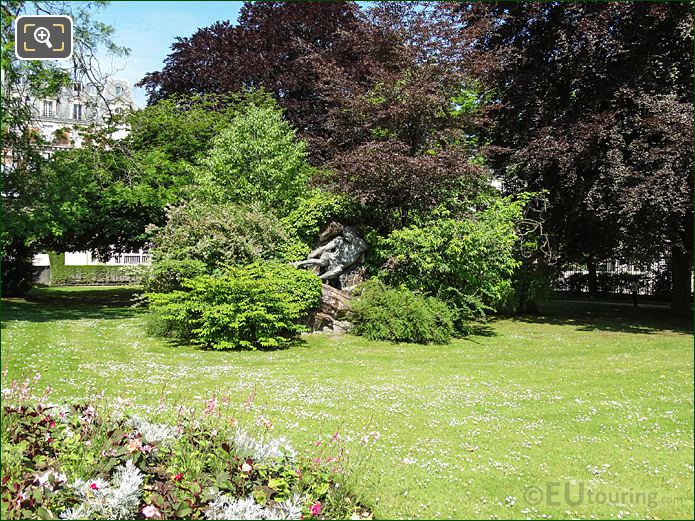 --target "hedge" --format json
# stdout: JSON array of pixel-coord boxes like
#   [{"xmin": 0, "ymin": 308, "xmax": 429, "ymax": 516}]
[{"xmin": 48, "ymin": 252, "xmax": 138, "ymax": 286}]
